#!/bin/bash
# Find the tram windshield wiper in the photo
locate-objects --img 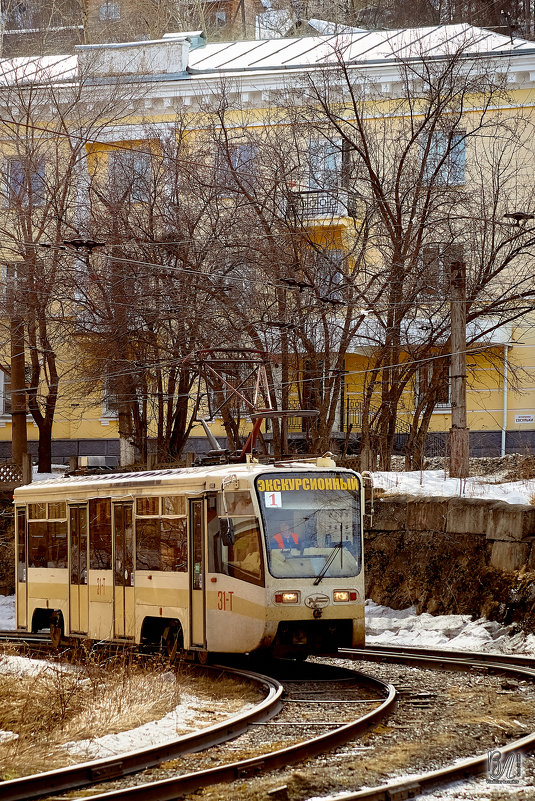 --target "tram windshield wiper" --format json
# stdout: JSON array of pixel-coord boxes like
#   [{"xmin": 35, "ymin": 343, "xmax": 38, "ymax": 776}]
[{"xmin": 313, "ymin": 541, "xmax": 343, "ymax": 585}]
